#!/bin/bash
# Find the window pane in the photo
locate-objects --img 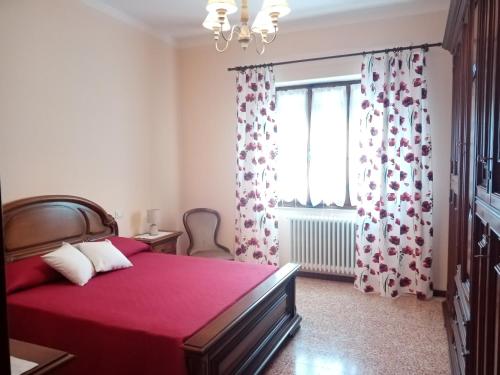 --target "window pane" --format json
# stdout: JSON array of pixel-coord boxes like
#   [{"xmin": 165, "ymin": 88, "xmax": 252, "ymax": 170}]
[
  {"xmin": 276, "ymin": 89, "xmax": 308, "ymax": 205},
  {"xmin": 309, "ymin": 86, "xmax": 347, "ymax": 207},
  {"xmin": 349, "ymin": 84, "xmax": 361, "ymax": 207}
]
